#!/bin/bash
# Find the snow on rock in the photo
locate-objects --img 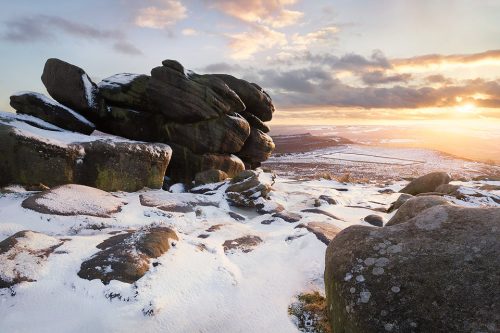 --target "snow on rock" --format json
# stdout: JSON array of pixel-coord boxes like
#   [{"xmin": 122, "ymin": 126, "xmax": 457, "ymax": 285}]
[
  {"xmin": 139, "ymin": 192, "xmax": 219, "ymax": 213},
  {"xmin": 22, "ymin": 184, "xmax": 126, "ymax": 218},
  {"xmin": 0, "ymin": 174, "xmax": 498, "ymax": 332},
  {"xmin": 98, "ymin": 73, "xmax": 142, "ymax": 89},
  {"xmin": 0, "ymin": 230, "xmax": 63, "ymax": 288}
]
